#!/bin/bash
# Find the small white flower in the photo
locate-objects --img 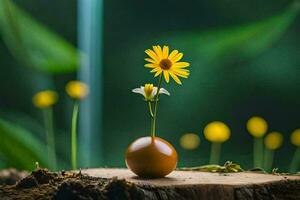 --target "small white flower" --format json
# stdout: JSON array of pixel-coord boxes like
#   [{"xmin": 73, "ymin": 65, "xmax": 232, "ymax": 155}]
[{"xmin": 132, "ymin": 84, "xmax": 170, "ymax": 101}]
